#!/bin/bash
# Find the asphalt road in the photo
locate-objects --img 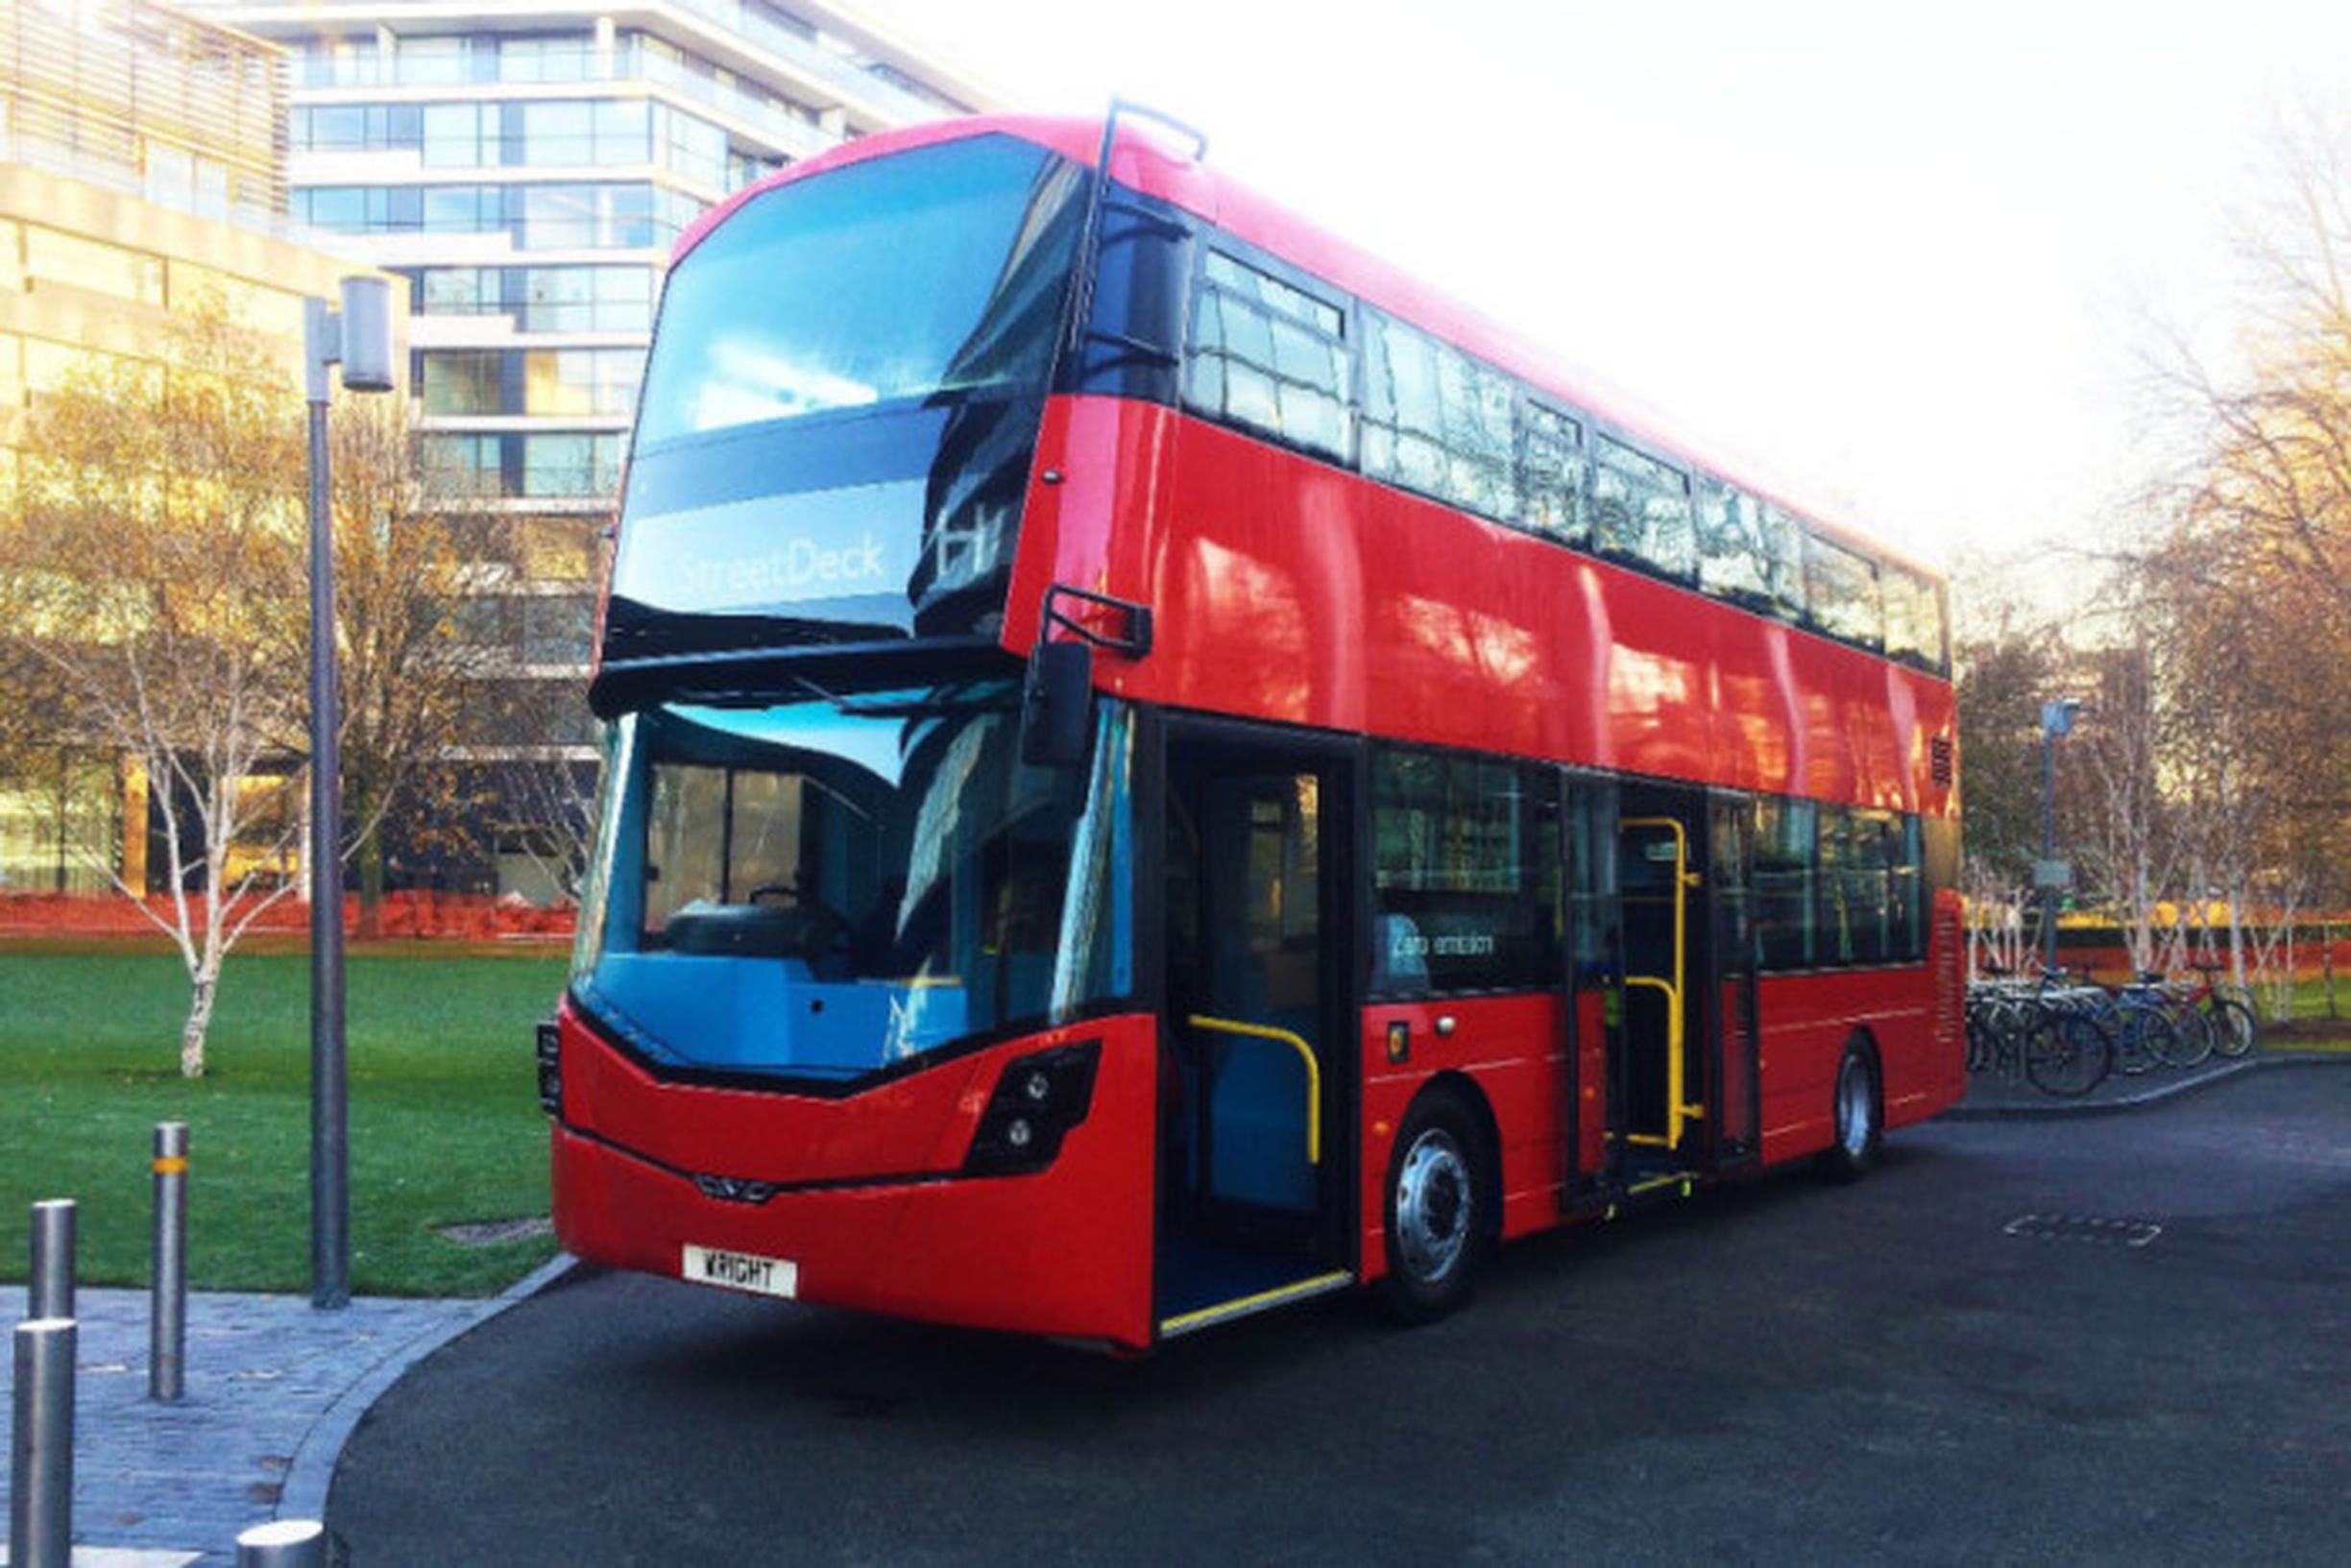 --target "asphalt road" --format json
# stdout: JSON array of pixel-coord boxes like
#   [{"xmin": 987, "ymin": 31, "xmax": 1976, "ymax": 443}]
[{"xmin": 329, "ymin": 1067, "xmax": 2351, "ymax": 1565}]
